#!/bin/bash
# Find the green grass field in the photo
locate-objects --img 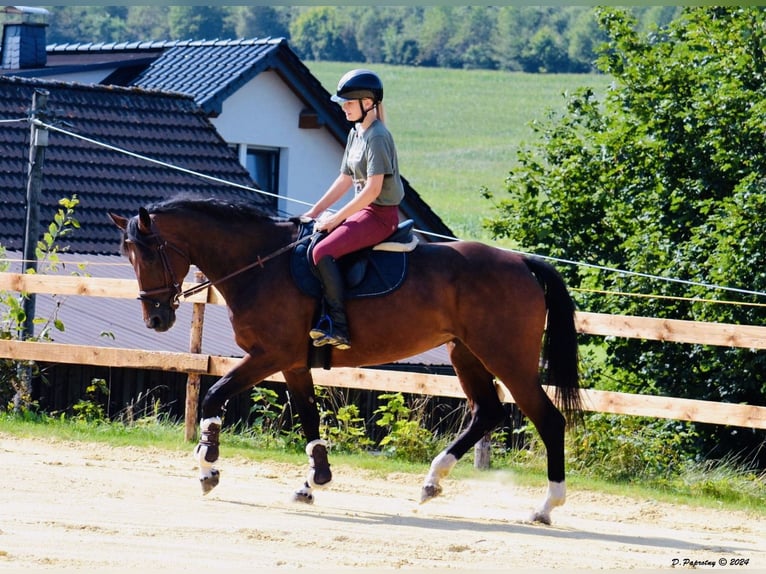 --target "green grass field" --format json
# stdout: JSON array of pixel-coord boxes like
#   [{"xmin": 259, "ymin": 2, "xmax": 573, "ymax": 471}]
[{"xmin": 308, "ymin": 62, "xmax": 606, "ymax": 243}]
